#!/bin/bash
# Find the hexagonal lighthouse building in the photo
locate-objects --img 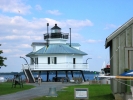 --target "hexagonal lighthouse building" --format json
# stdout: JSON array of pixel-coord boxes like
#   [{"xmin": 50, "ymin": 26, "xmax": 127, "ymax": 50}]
[{"xmin": 22, "ymin": 24, "xmax": 88, "ymax": 83}]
